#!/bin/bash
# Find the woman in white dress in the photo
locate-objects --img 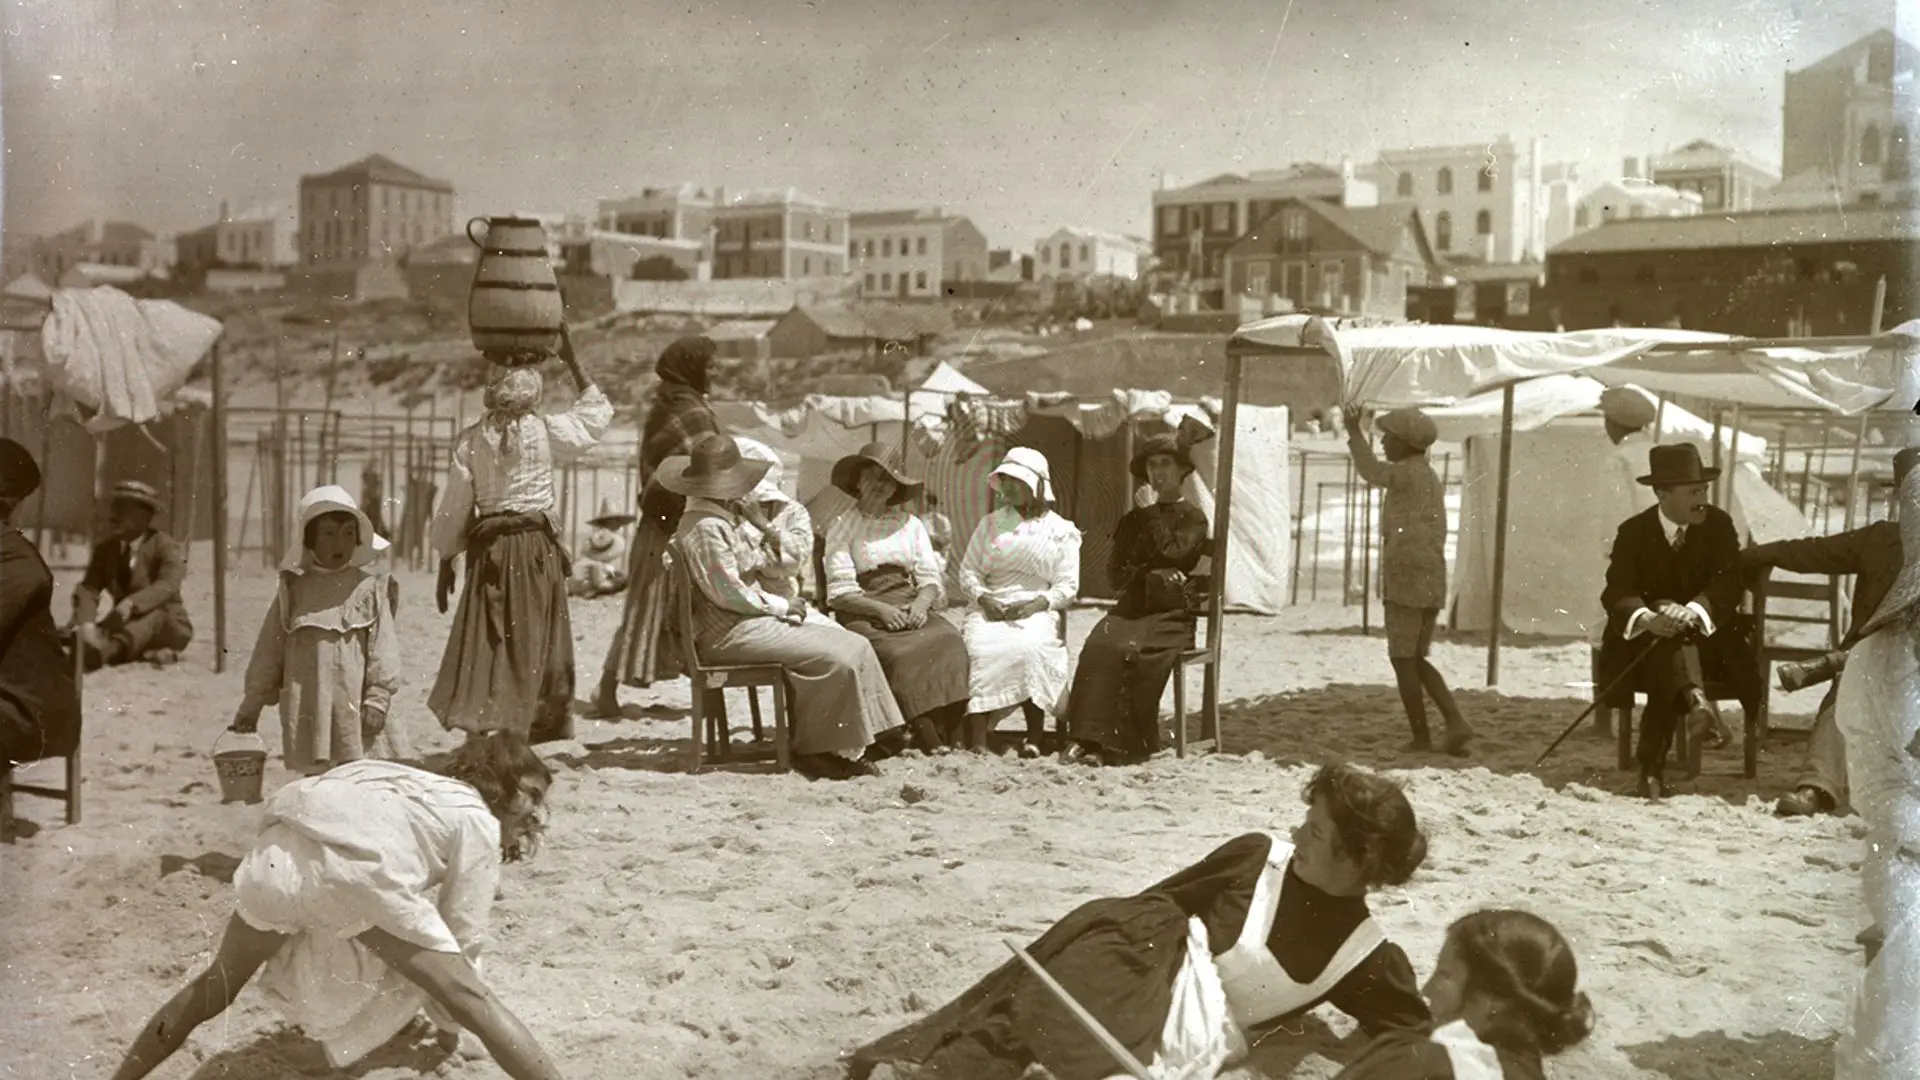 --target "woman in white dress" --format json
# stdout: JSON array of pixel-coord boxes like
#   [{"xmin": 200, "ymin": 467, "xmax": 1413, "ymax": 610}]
[
  {"xmin": 1833, "ymin": 459, "xmax": 1920, "ymax": 1080},
  {"xmin": 957, "ymin": 446, "xmax": 1082, "ymax": 755},
  {"xmin": 110, "ymin": 732, "xmax": 564, "ymax": 1080}
]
